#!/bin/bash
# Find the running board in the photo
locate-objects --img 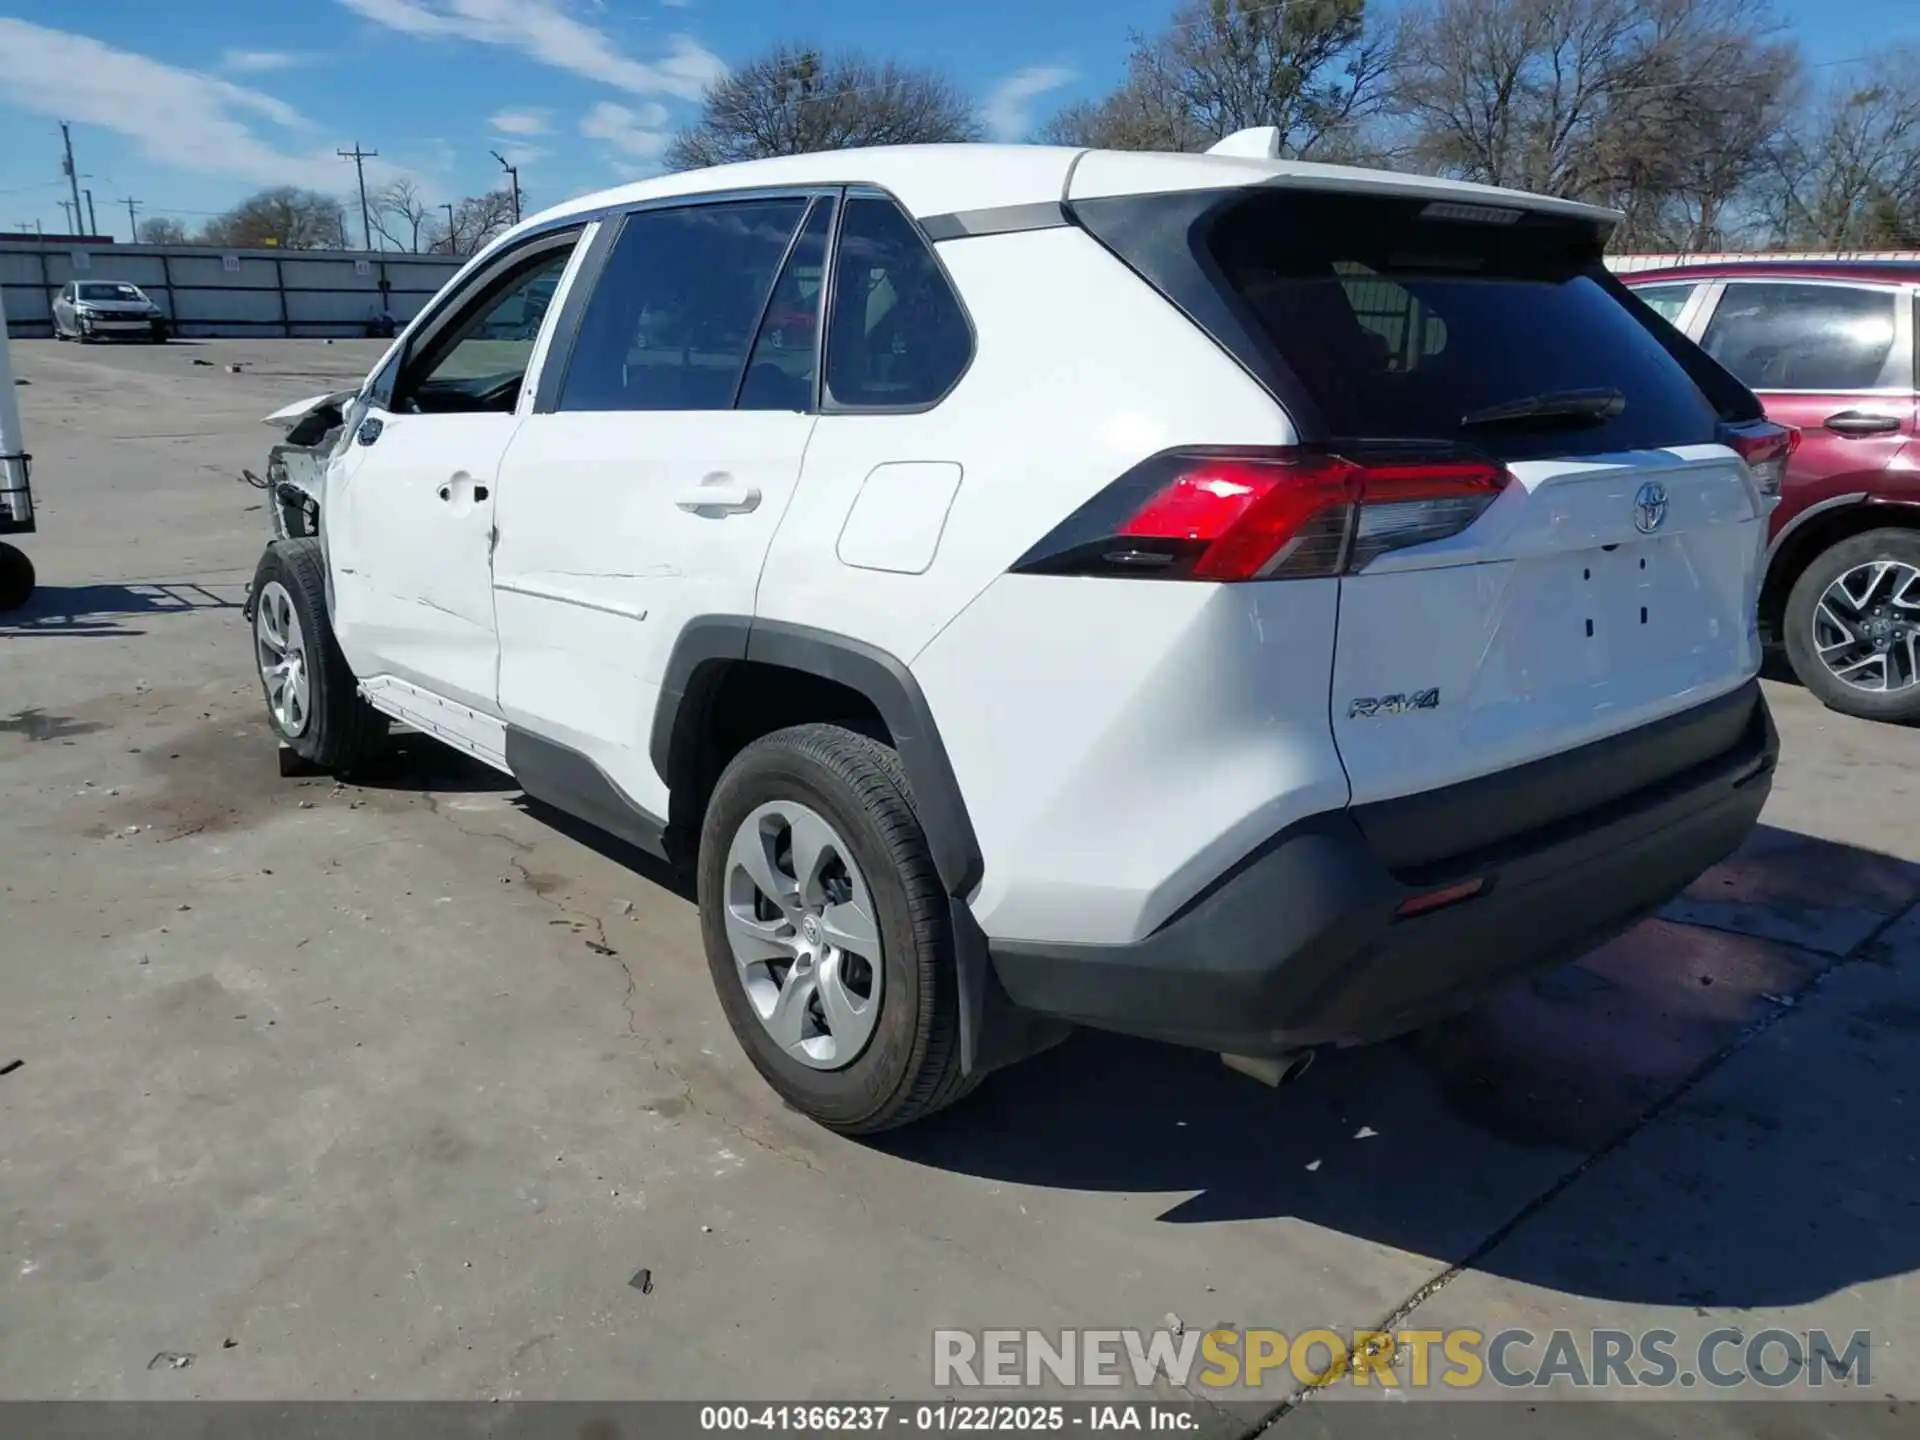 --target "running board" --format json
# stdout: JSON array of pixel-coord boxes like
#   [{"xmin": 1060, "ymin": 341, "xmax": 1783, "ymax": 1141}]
[{"xmin": 357, "ymin": 676, "xmax": 512, "ymax": 775}]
